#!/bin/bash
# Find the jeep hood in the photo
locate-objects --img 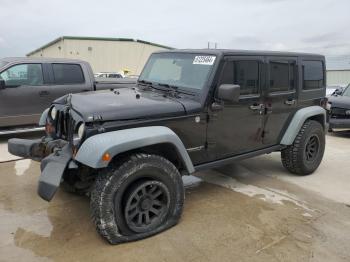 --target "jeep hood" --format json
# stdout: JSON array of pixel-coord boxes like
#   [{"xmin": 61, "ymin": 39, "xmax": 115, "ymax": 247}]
[
  {"xmin": 54, "ymin": 88, "xmax": 201, "ymax": 122},
  {"xmin": 328, "ymin": 95, "xmax": 350, "ymax": 109}
]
